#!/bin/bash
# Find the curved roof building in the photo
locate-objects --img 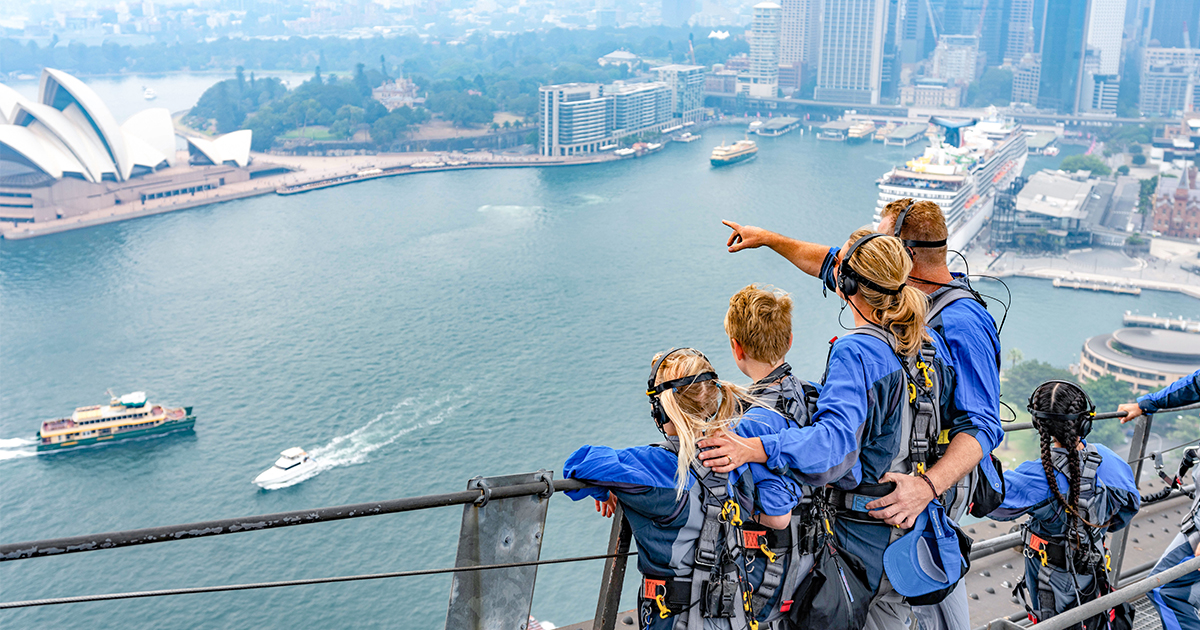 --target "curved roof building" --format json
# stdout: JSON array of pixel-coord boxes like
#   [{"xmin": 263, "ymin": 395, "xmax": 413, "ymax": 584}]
[
  {"xmin": 1080, "ymin": 326, "xmax": 1200, "ymax": 392},
  {"xmin": 0, "ymin": 68, "xmax": 243, "ymax": 187}
]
